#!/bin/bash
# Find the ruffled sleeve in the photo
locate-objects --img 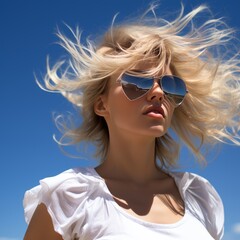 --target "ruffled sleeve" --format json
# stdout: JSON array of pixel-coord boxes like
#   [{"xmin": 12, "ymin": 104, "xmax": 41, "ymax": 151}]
[
  {"xmin": 23, "ymin": 168, "xmax": 101, "ymax": 239},
  {"xmin": 172, "ymin": 172, "xmax": 224, "ymax": 240}
]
